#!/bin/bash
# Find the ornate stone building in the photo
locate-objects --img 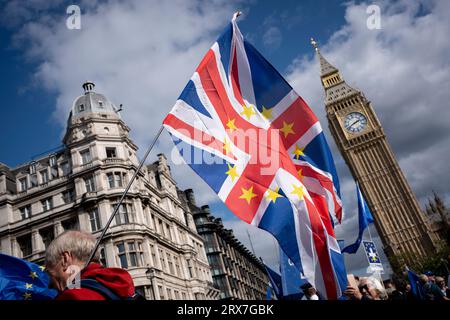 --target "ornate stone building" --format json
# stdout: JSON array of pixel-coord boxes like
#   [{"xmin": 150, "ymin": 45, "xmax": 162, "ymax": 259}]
[
  {"xmin": 180, "ymin": 189, "xmax": 268, "ymax": 300},
  {"xmin": 310, "ymin": 39, "xmax": 441, "ymax": 264},
  {"xmin": 0, "ymin": 81, "xmax": 219, "ymax": 300}
]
